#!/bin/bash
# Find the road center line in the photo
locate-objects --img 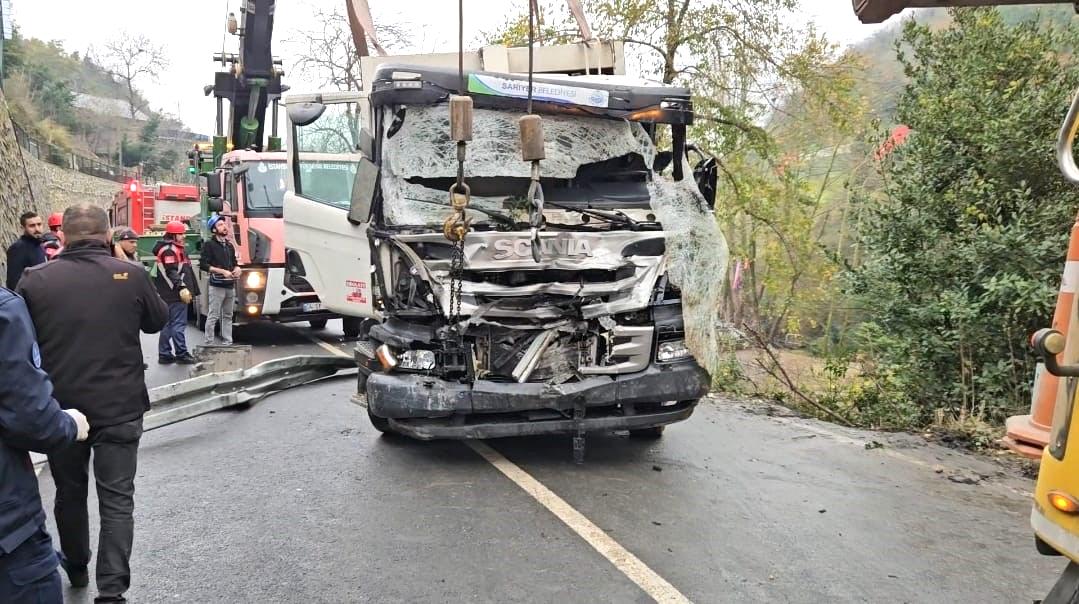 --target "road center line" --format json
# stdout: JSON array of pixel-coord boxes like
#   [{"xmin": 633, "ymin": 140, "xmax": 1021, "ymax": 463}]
[
  {"xmin": 305, "ymin": 328, "xmax": 688, "ymax": 601},
  {"xmin": 467, "ymin": 441, "xmax": 692, "ymax": 604}
]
